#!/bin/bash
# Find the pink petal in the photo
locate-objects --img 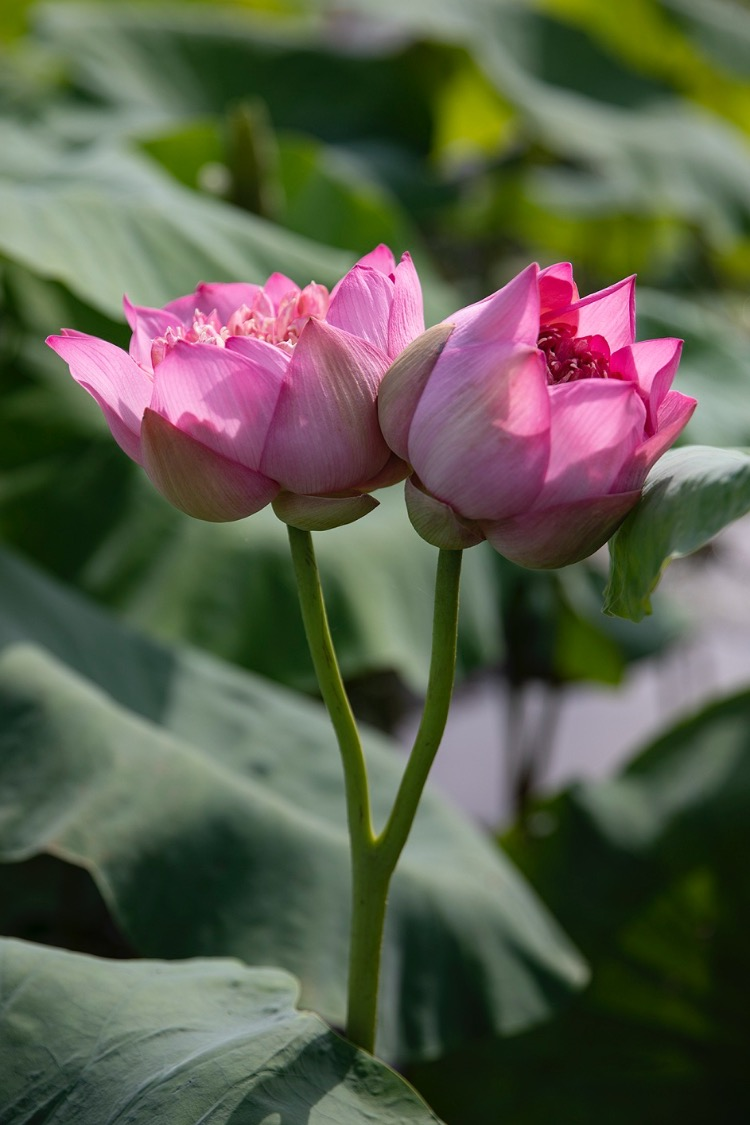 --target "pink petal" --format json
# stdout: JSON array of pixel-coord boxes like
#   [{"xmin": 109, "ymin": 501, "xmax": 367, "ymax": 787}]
[
  {"xmin": 141, "ymin": 409, "xmax": 278, "ymax": 522},
  {"xmin": 482, "ymin": 489, "xmax": 641, "ymax": 569},
  {"xmin": 408, "ymin": 341, "xmax": 551, "ymax": 521},
  {"xmin": 538, "ymin": 263, "xmax": 579, "ymax": 316},
  {"xmin": 328, "ymin": 245, "xmax": 396, "ymax": 305},
  {"xmin": 326, "ymin": 264, "xmax": 393, "ymax": 354},
  {"xmin": 545, "ymin": 275, "xmax": 636, "ymax": 351},
  {"xmin": 611, "ymin": 338, "xmax": 683, "ymax": 434},
  {"xmin": 354, "ymin": 244, "xmax": 396, "ymax": 275},
  {"xmin": 378, "ymin": 323, "xmax": 455, "ymax": 460},
  {"xmin": 260, "ymin": 319, "xmax": 391, "ymax": 495},
  {"xmin": 163, "ymin": 282, "xmax": 265, "ymax": 325},
  {"xmin": 537, "ymin": 379, "xmax": 647, "ymax": 507},
  {"xmin": 150, "ymin": 338, "xmax": 286, "ymax": 471},
  {"xmin": 447, "ymin": 263, "xmax": 541, "ymax": 350},
  {"xmin": 123, "ymin": 296, "xmax": 178, "ymax": 371},
  {"xmin": 46, "ymin": 332, "xmax": 152, "ymax": 464},
  {"xmin": 615, "ymin": 390, "xmax": 697, "ymax": 492},
  {"xmin": 356, "ymin": 451, "xmax": 410, "ymax": 492},
  {"xmin": 262, "ymin": 273, "xmax": 300, "ymax": 310},
  {"xmin": 387, "ymin": 252, "xmax": 425, "ymax": 358}
]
